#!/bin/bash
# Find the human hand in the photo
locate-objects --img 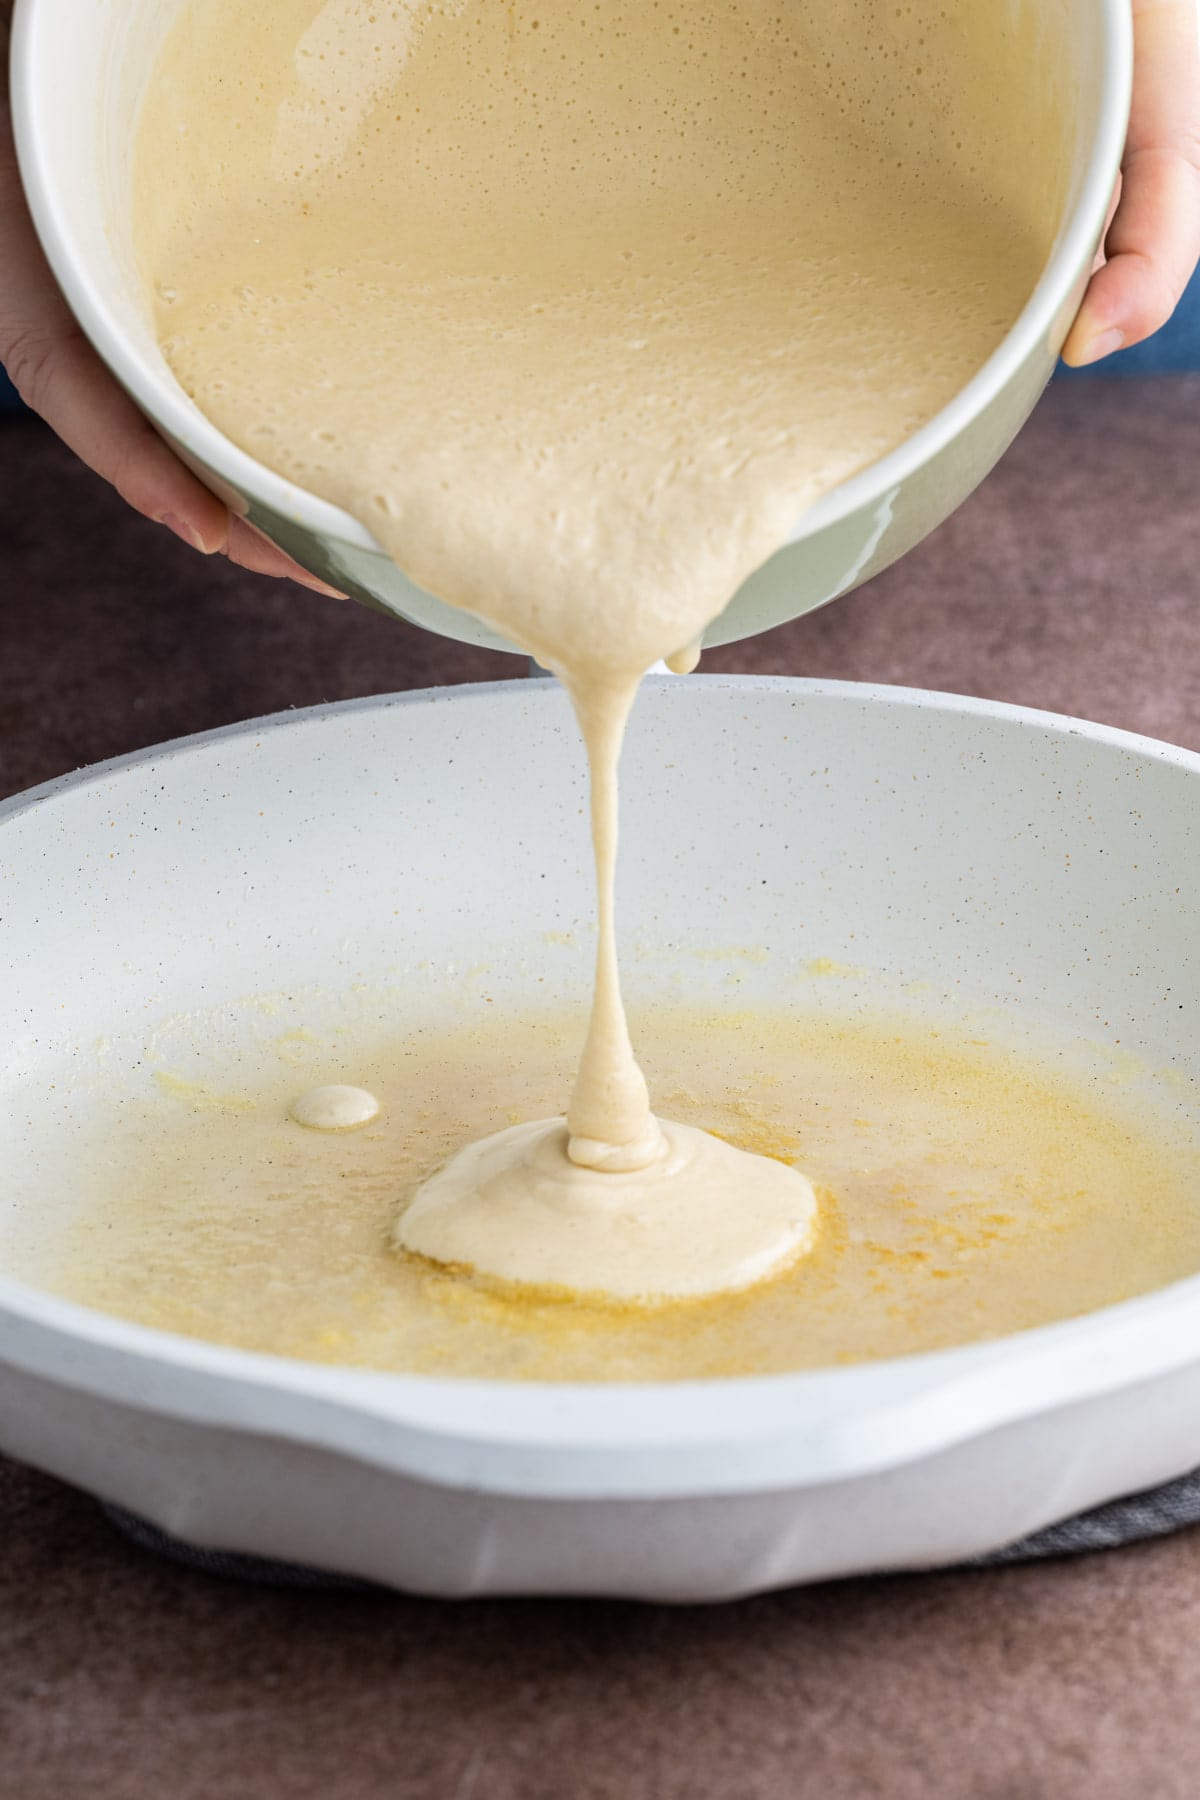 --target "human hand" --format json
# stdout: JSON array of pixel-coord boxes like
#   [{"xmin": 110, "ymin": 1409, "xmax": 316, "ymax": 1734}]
[
  {"xmin": 1063, "ymin": 0, "xmax": 1200, "ymax": 366},
  {"xmin": 0, "ymin": 5, "xmax": 342, "ymax": 596}
]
